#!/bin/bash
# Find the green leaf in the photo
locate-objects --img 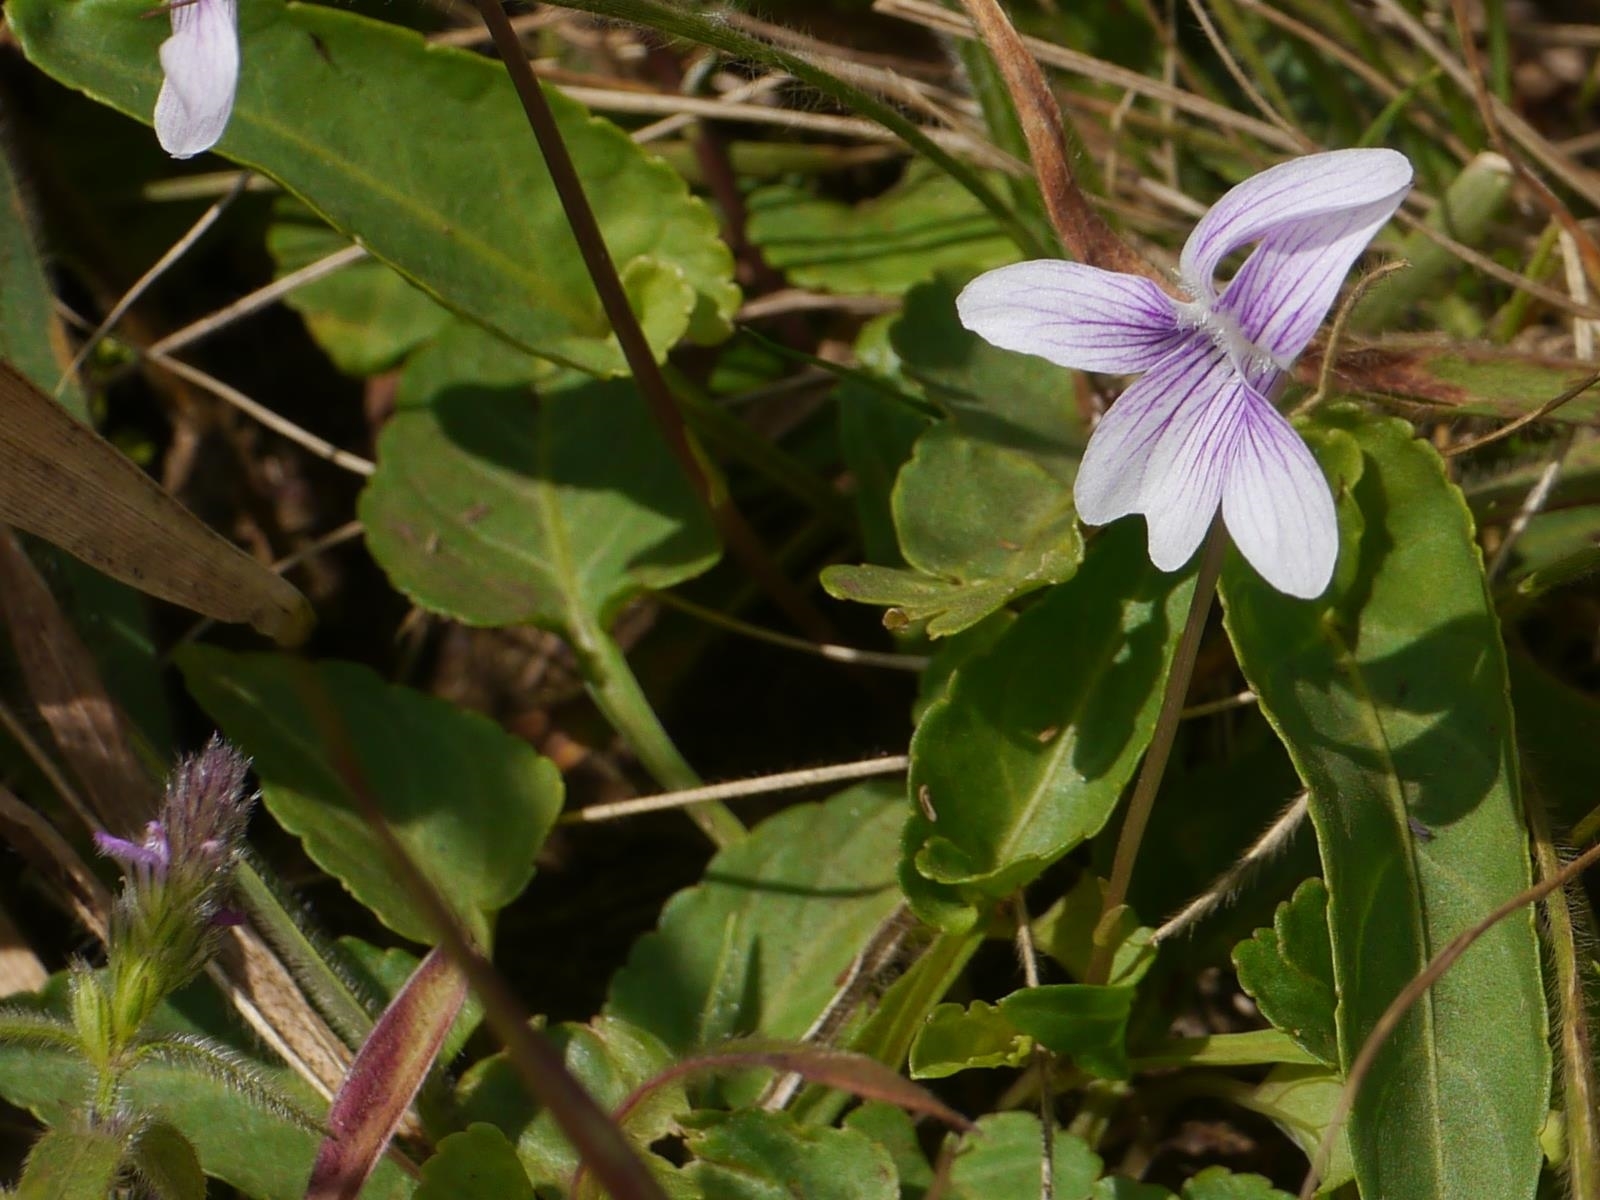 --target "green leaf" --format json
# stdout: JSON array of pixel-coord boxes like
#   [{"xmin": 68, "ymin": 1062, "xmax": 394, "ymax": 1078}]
[
  {"xmin": 1497, "ymin": 505, "xmax": 1600, "ymax": 602},
  {"xmin": 9, "ymin": 0, "xmax": 738, "ymax": 376},
  {"xmin": 605, "ymin": 785, "xmax": 904, "ymax": 1055},
  {"xmin": 1219, "ymin": 407, "xmax": 1548, "ymax": 1200},
  {"xmin": 679, "ymin": 1110, "xmax": 897, "ymax": 1200},
  {"xmin": 127, "ymin": 1122, "xmax": 205, "ymax": 1200},
  {"xmin": 822, "ymin": 425, "xmax": 1082, "ymax": 637},
  {"xmin": 1179, "ymin": 1167, "xmax": 1292, "ymax": 1200},
  {"xmin": 338, "ymin": 939, "xmax": 482, "ymax": 1064},
  {"xmin": 178, "ymin": 647, "xmax": 563, "ymax": 946},
  {"xmin": 947, "ymin": 1113, "xmax": 1101, "ymax": 1200},
  {"xmin": 18, "ymin": 1127, "xmax": 124, "ymax": 1200},
  {"xmin": 1232, "ymin": 1065, "xmax": 1354, "ymax": 1195},
  {"xmin": 1032, "ymin": 874, "xmax": 1155, "ymax": 988},
  {"xmin": 360, "ymin": 323, "xmax": 721, "ymax": 632},
  {"xmin": 996, "ymin": 985, "xmax": 1134, "ymax": 1080},
  {"xmin": 1345, "ymin": 340, "xmax": 1600, "ymax": 424},
  {"xmin": 1231, "ymin": 879, "xmax": 1336, "ymax": 1066},
  {"xmin": 746, "ymin": 165, "xmax": 1016, "ymax": 295},
  {"xmin": 909, "ymin": 1002, "xmax": 1032, "ymax": 1079},
  {"xmin": 266, "ymin": 201, "xmax": 450, "ymax": 377},
  {"xmin": 456, "ymin": 1016, "xmax": 684, "ymax": 1193},
  {"xmin": 1508, "ymin": 651, "xmax": 1600, "ymax": 835},
  {"xmin": 901, "ymin": 525, "xmax": 1195, "ymax": 927},
  {"xmin": 414, "ymin": 1125, "xmax": 533, "ymax": 1200},
  {"xmin": 843, "ymin": 1104, "xmax": 935, "ymax": 1200}
]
